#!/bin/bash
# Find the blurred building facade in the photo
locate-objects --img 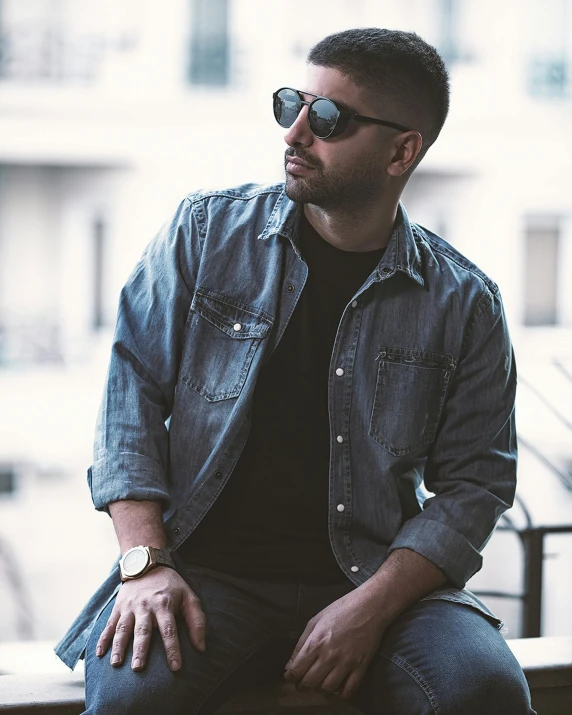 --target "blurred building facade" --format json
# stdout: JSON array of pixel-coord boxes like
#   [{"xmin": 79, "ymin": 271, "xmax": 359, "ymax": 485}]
[{"xmin": 0, "ymin": 0, "xmax": 571, "ymax": 645}]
